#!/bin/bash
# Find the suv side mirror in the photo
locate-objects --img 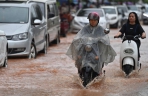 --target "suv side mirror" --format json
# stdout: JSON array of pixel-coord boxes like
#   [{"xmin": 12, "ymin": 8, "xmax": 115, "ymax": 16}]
[
  {"xmin": 32, "ymin": 19, "xmax": 41, "ymax": 25},
  {"xmin": 104, "ymin": 28, "xmax": 110, "ymax": 34}
]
